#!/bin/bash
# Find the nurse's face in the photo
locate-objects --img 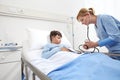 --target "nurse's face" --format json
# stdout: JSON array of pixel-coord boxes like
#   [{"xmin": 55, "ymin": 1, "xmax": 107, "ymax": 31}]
[{"xmin": 78, "ymin": 15, "xmax": 90, "ymax": 25}]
